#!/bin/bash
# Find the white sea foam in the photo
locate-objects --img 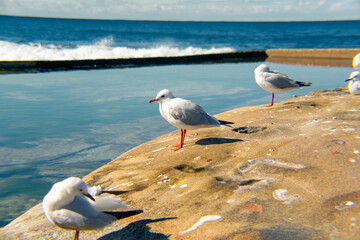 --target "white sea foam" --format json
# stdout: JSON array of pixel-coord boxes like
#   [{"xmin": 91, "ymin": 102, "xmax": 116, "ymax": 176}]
[{"xmin": 0, "ymin": 38, "xmax": 235, "ymax": 61}]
